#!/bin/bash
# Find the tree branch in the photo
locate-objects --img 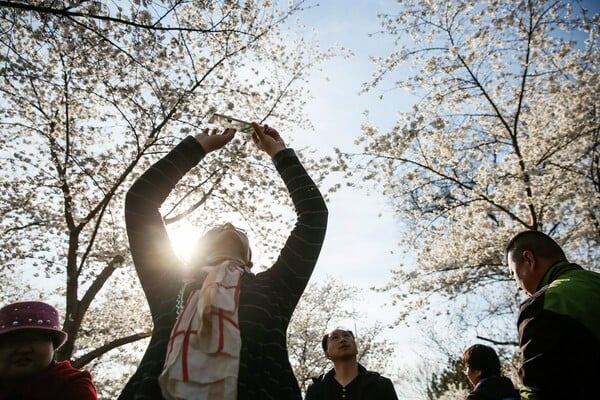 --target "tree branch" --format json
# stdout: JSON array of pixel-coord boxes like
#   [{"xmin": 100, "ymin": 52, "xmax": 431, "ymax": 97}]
[
  {"xmin": 71, "ymin": 330, "xmax": 152, "ymax": 368},
  {"xmin": 0, "ymin": 1, "xmax": 214, "ymax": 33},
  {"xmin": 476, "ymin": 335, "xmax": 518, "ymax": 347},
  {"xmin": 79, "ymin": 254, "xmax": 125, "ymax": 313}
]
